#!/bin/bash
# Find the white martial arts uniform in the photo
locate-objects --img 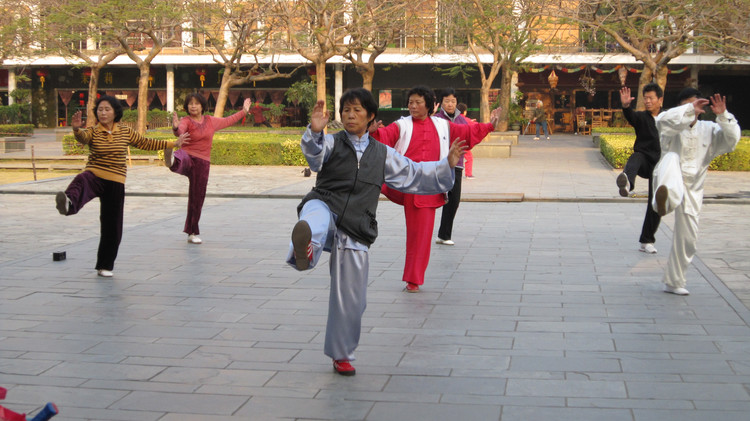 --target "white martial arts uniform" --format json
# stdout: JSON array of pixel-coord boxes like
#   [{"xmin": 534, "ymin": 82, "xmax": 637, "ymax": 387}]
[
  {"xmin": 652, "ymin": 103, "xmax": 740, "ymax": 289},
  {"xmin": 286, "ymin": 127, "xmax": 456, "ymax": 361}
]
